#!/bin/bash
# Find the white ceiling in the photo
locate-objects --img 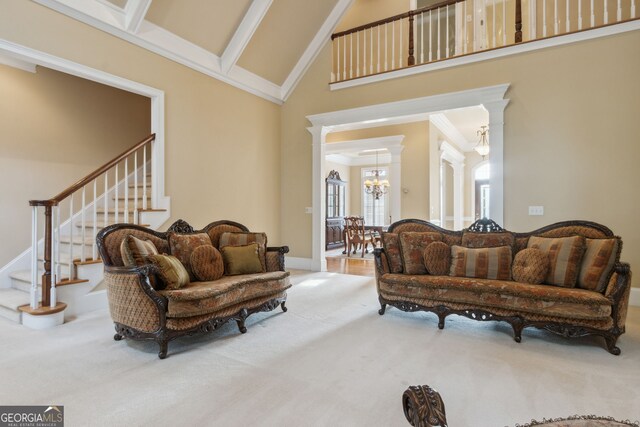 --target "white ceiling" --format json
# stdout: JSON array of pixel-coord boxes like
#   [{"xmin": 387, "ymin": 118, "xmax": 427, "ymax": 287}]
[{"xmin": 34, "ymin": 0, "xmax": 355, "ymax": 104}]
